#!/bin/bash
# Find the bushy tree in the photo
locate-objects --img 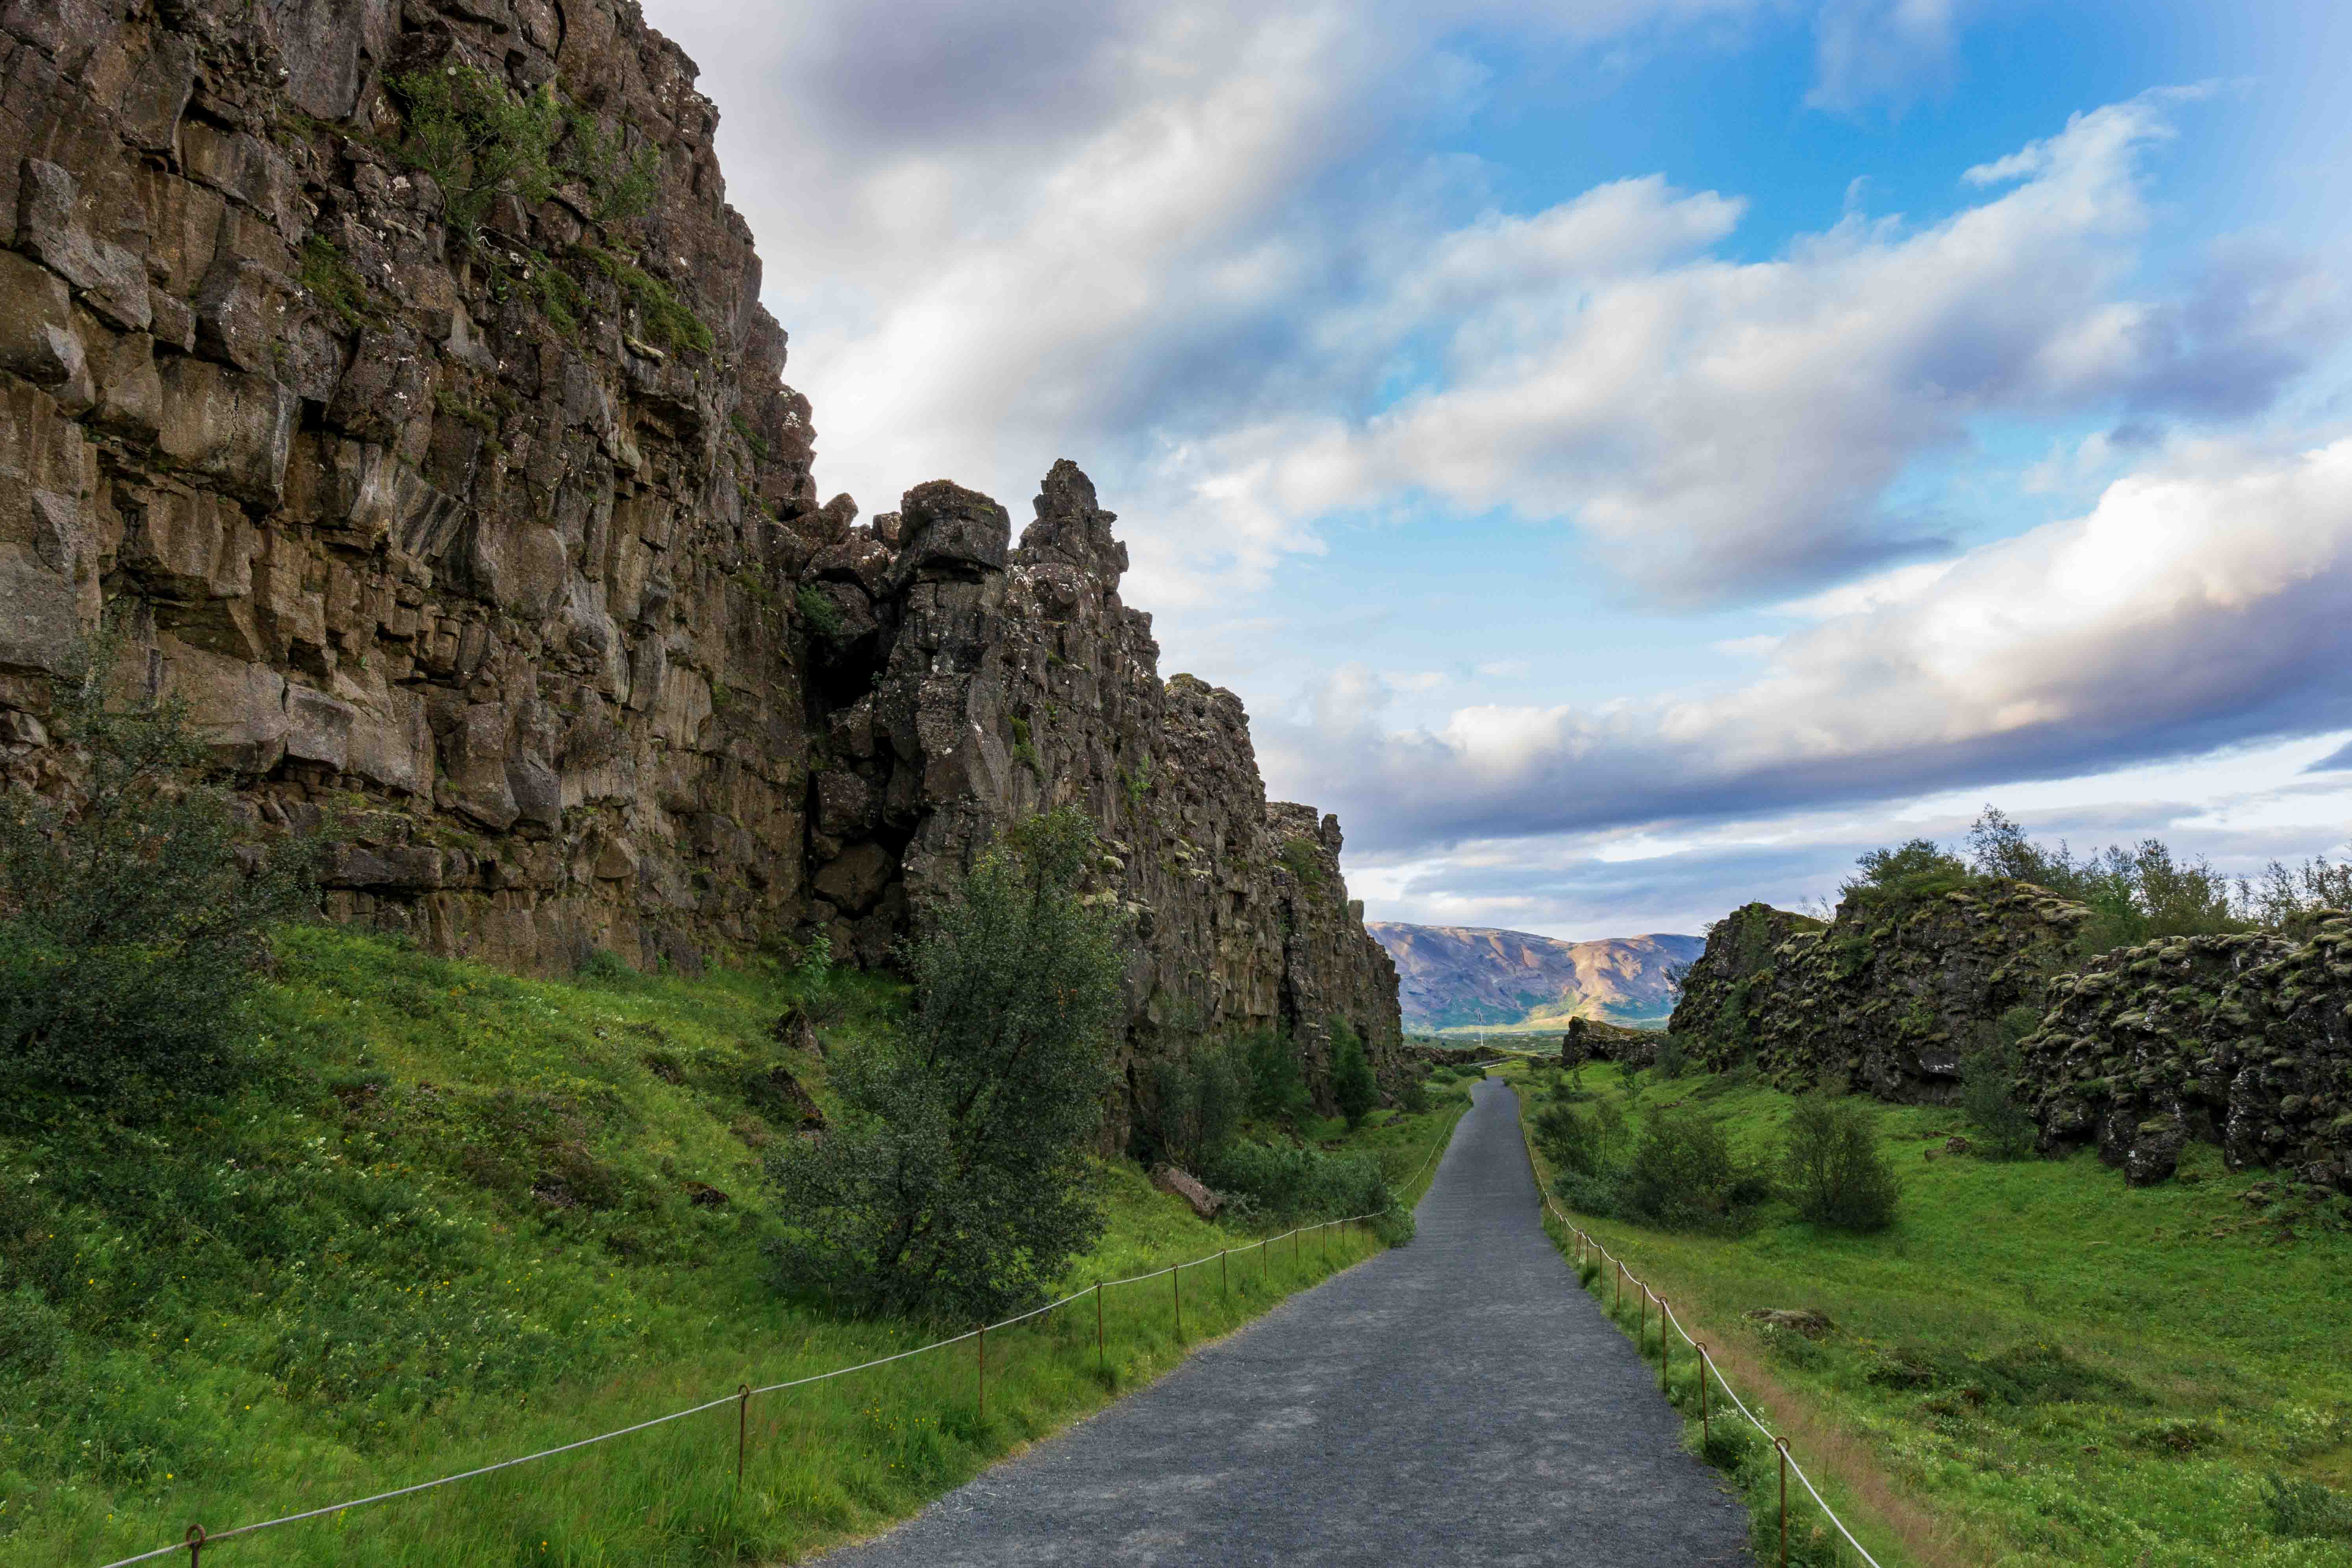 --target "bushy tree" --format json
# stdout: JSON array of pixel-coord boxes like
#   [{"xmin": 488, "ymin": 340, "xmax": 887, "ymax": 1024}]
[
  {"xmin": 766, "ymin": 811, "xmax": 1128, "ymax": 1320},
  {"xmin": 1243, "ymin": 1027, "xmax": 1311, "ymax": 1122},
  {"xmin": 1961, "ymin": 1005, "xmax": 2041, "ymax": 1159},
  {"xmin": 1147, "ymin": 1038, "xmax": 1249, "ymax": 1169},
  {"xmin": 1329, "ymin": 1021, "xmax": 1378, "ymax": 1129},
  {"xmin": 0, "ymin": 639, "xmax": 316, "ymax": 1102},
  {"xmin": 1841, "ymin": 838, "xmax": 1973, "ymax": 906},
  {"xmin": 1620, "ymin": 1107, "xmax": 1768, "ymax": 1233},
  {"xmin": 1783, "ymin": 1095, "xmax": 1901, "ymax": 1232}
]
